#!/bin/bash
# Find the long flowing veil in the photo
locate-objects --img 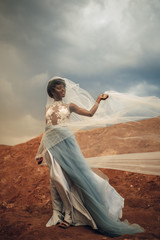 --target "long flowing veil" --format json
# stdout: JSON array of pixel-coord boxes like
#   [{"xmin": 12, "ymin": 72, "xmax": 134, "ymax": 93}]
[
  {"xmin": 45, "ymin": 77, "xmax": 160, "ymax": 175},
  {"xmin": 47, "ymin": 76, "xmax": 160, "ymax": 129}
]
